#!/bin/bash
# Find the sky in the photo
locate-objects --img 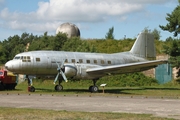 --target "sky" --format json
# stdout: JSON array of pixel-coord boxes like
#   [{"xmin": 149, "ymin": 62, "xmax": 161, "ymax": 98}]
[{"xmin": 0, "ymin": 0, "xmax": 179, "ymax": 41}]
